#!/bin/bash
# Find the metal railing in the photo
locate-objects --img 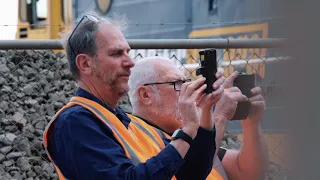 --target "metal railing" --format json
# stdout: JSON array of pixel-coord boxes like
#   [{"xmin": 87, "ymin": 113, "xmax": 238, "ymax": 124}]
[{"xmin": 0, "ymin": 38, "xmax": 287, "ymax": 49}]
